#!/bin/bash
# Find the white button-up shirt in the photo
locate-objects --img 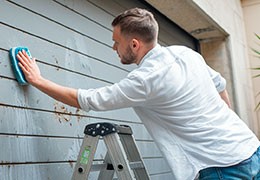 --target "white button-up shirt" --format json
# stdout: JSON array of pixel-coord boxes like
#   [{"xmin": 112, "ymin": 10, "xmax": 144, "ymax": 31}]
[{"xmin": 78, "ymin": 45, "xmax": 260, "ymax": 179}]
